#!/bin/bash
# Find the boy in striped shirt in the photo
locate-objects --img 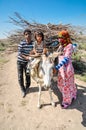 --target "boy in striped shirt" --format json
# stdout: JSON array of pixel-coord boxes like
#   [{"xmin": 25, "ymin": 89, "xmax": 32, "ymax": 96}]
[{"xmin": 17, "ymin": 29, "xmax": 34, "ymax": 97}]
